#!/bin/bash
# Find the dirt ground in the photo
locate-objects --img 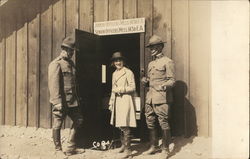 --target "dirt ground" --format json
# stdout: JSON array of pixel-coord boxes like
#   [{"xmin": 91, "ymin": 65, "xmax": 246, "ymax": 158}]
[{"xmin": 0, "ymin": 126, "xmax": 211, "ymax": 159}]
